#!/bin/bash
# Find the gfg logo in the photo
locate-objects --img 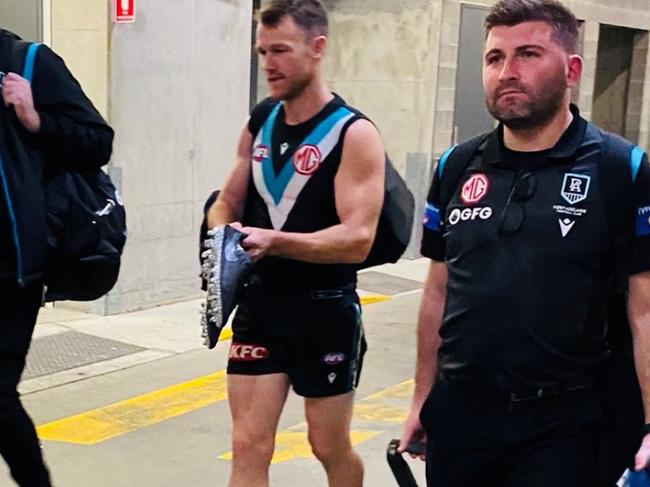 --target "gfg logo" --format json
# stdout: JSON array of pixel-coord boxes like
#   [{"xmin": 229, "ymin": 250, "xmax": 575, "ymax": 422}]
[{"xmin": 447, "ymin": 207, "xmax": 493, "ymax": 226}]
